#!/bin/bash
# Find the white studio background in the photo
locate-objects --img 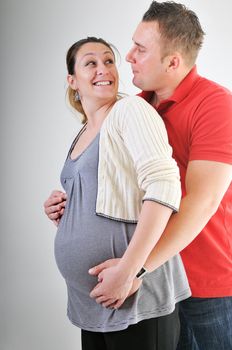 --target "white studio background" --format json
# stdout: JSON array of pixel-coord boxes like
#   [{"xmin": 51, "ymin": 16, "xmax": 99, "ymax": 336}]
[{"xmin": 0, "ymin": 1, "xmax": 231, "ymax": 349}]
